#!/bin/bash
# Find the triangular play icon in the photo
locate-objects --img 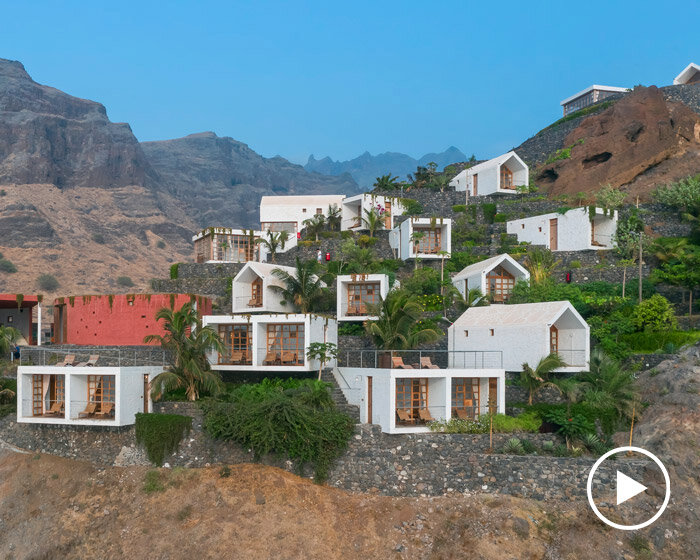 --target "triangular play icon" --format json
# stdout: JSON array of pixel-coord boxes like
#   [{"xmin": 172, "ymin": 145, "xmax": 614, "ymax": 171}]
[{"xmin": 617, "ymin": 470, "xmax": 647, "ymax": 505}]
